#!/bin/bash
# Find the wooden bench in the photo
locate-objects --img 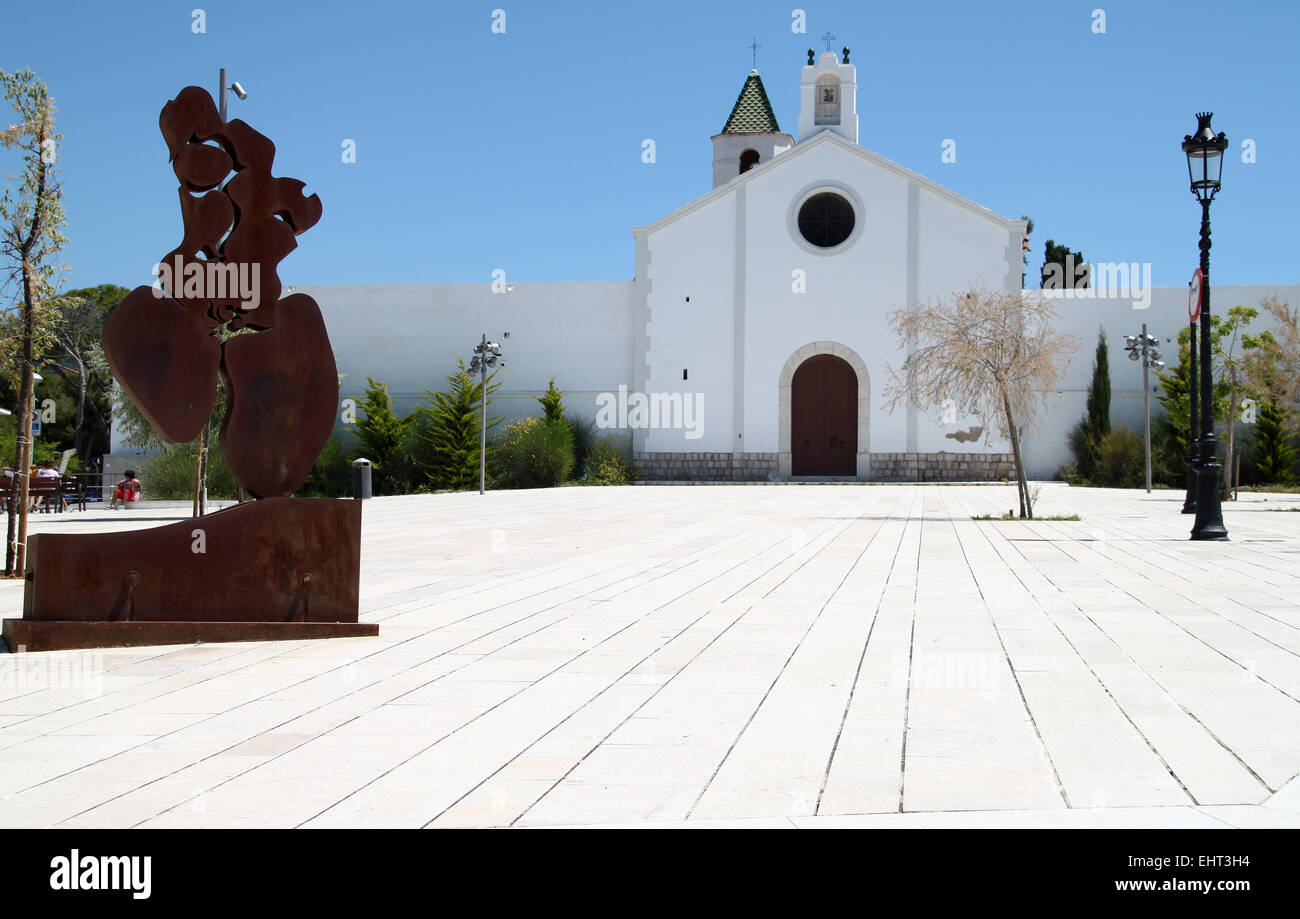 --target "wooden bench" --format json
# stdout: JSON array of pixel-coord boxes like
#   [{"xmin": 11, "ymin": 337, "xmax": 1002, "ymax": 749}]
[{"xmin": 0, "ymin": 475, "xmax": 71, "ymax": 513}]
